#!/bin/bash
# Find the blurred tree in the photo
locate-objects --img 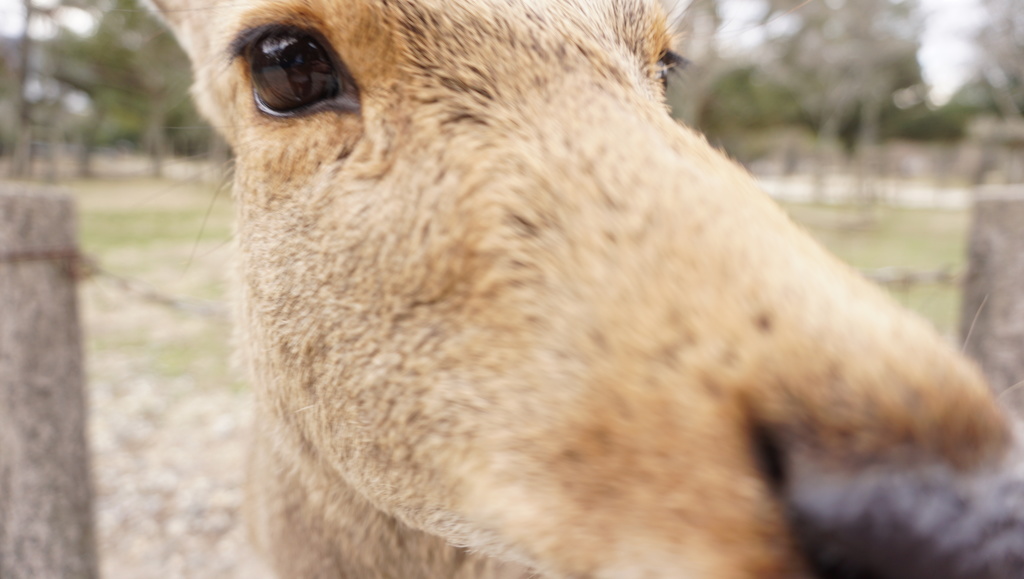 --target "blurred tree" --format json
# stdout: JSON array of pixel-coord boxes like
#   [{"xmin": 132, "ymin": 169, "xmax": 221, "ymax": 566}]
[
  {"xmin": 694, "ymin": 65, "xmax": 804, "ymax": 161},
  {"xmin": 881, "ymin": 100, "xmax": 972, "ymax": 143},
  {"xmin": 6, "ymin": 0, "xmax": 99, "ymax": 178},
  {"xmin": 9, "ymin": 0, "xmax": 34, "ymax": 178},
  {"xmin": 871, "ymin": 79, "xmax": 1013, "ymax": 145},
  {"xmin": 759, "ymin": 0, "xmax": 924, "ymax": 149},
  {"xmin": 976, "ymin": 0, "xmax": 1024, "ymax": 119},
  {"xmin": 974, "ymin": 0, "xmax": 1024, "ymax": 184},
  {"xmin": 0, "ymin": 0, "xmax": 206, "ymax": 179},
  {"xmin": 751, "ymin": 0, "xmax": 924, "ymax": 198},
  {"xmin": 668, "ymin": 1, "xmax": 933, "ymax": 172},
  {"xmin": 51, "ymin": 0, "xmax": 200, "ymax": 177}
]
